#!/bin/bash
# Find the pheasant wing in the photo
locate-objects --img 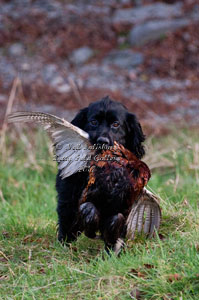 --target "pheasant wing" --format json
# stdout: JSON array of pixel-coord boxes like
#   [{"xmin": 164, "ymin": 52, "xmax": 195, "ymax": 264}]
[
  {"xmin": 126, "ymin": 187, "xmax": 161, "ymax": 240},
  {"xmin": 8, "ymin": 111, "xmax": 93, "ymax": 178}
]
